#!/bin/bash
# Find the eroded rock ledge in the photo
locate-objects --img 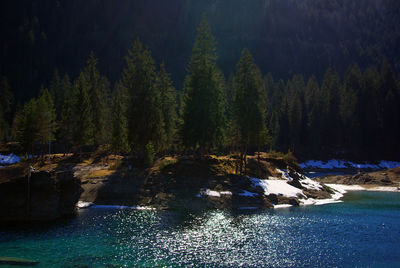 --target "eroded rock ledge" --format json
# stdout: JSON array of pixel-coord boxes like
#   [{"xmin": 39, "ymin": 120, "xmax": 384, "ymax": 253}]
[
  {"xmin": 77, "ymin": 156, "xmax": 336, "ymax": 210},
  {"xmin": 0, "ymin": 170, "xmax": 83, "ymax": 222}
]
